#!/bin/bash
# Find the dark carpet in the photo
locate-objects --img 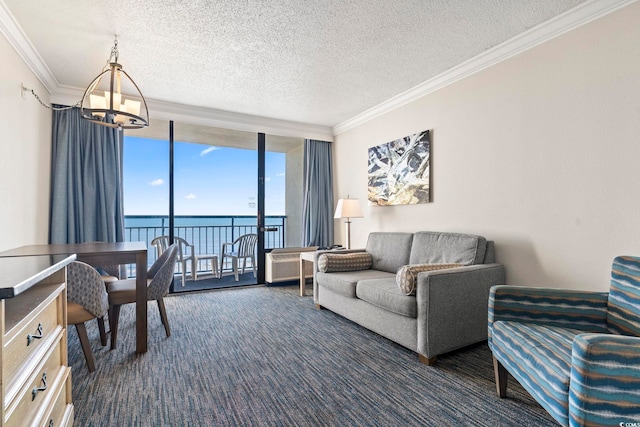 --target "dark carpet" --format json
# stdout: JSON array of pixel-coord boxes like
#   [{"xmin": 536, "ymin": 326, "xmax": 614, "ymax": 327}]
[{"xmin": 68, "ymin": 285, "xmax": 556, "ymax": 426}]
